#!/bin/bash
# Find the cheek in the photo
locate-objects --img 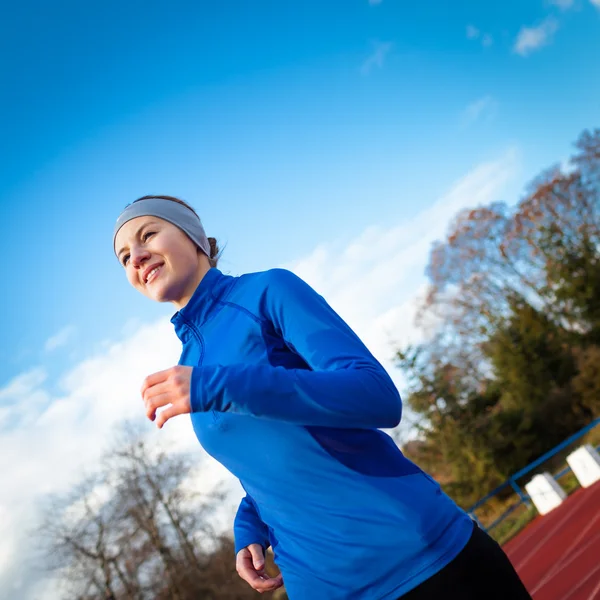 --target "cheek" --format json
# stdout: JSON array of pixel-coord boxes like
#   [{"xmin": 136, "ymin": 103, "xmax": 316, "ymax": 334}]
[
  {"xmin": 170, "ymin": 244, "xmax": 200, "ymax": 272},
  {"xmin": 183, "ymin": 250, "xmax": 202, "ymax": 275},
  {"xmin": 126, "ymin": 268, "xmax": 140, "ymax": 287}
]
